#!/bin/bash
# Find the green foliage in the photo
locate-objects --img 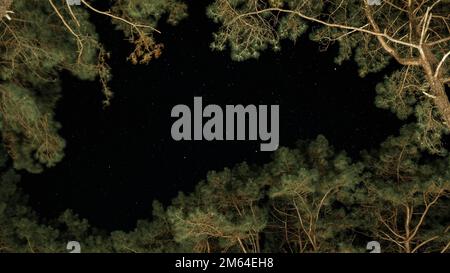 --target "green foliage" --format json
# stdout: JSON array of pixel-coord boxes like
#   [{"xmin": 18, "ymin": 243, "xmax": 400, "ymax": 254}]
[
  {"xmin": 264, "ymin": 137, "xmax": 366, "ymax": 252},
  {"xmin": 0, "ymin": 83, "xmax": 65, "ymax": 173},
  {"xmin": 0, "ymin": 1, "xmax": 448, "ymax": 253},
  {"xmin": 375, "ymin": 68, "xmax": 449, "ymax": 155},
  {"xmin": 207, "ymin": 0, "xmax": 319, "ymax": 61},
  {"xmin": 375, "ymin": 68, "xmax": 420, "ymax": 120},
  {"xmin": 111, "ymin": 201, "xmax": 182, "ymax": 253},
  {"xmin": 0, "ymin": 0, "xmax": 187, "ymax": 173},
  {"xmin": 207, "ymin": 0, "xmax": 450, "ymax": 154},
  {"xmin": 0, "ymin": 143, "xmax": 109, "ymax": 252},
  {"xmin": 112, "ymin": 0, "xmax": 188, "ymax": 30},
  {"xmin": 111, "ymin": 0, "xmax": 187, "ymax": 64},
  {"xmin": 0, "ymin": 131, "xmax": 448, "ymax": 253},
  {"xmin": 362, "ymin": 125, "xmax": 450, "ymax": 252},
  {"xmin": 0, "ymin": 0, "xmax": 99, "ymax": 172}
]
